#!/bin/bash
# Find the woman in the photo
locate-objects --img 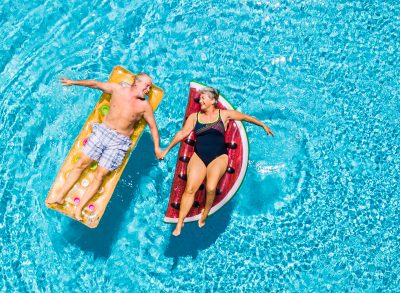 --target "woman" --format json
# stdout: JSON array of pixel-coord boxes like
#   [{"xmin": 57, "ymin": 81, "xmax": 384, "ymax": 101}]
[{"xmin": 162, "ymin": 87, "xmax": 274, "ymax": 236}]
